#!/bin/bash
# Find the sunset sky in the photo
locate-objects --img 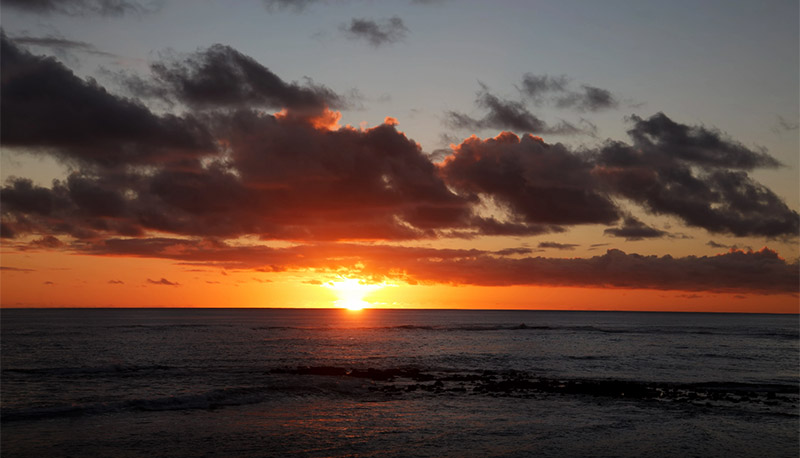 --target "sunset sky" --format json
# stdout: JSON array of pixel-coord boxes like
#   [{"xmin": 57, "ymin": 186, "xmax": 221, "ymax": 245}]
[{"xmin": 1, "ymin": 0, "xmax": 798, "ymax": 312}]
